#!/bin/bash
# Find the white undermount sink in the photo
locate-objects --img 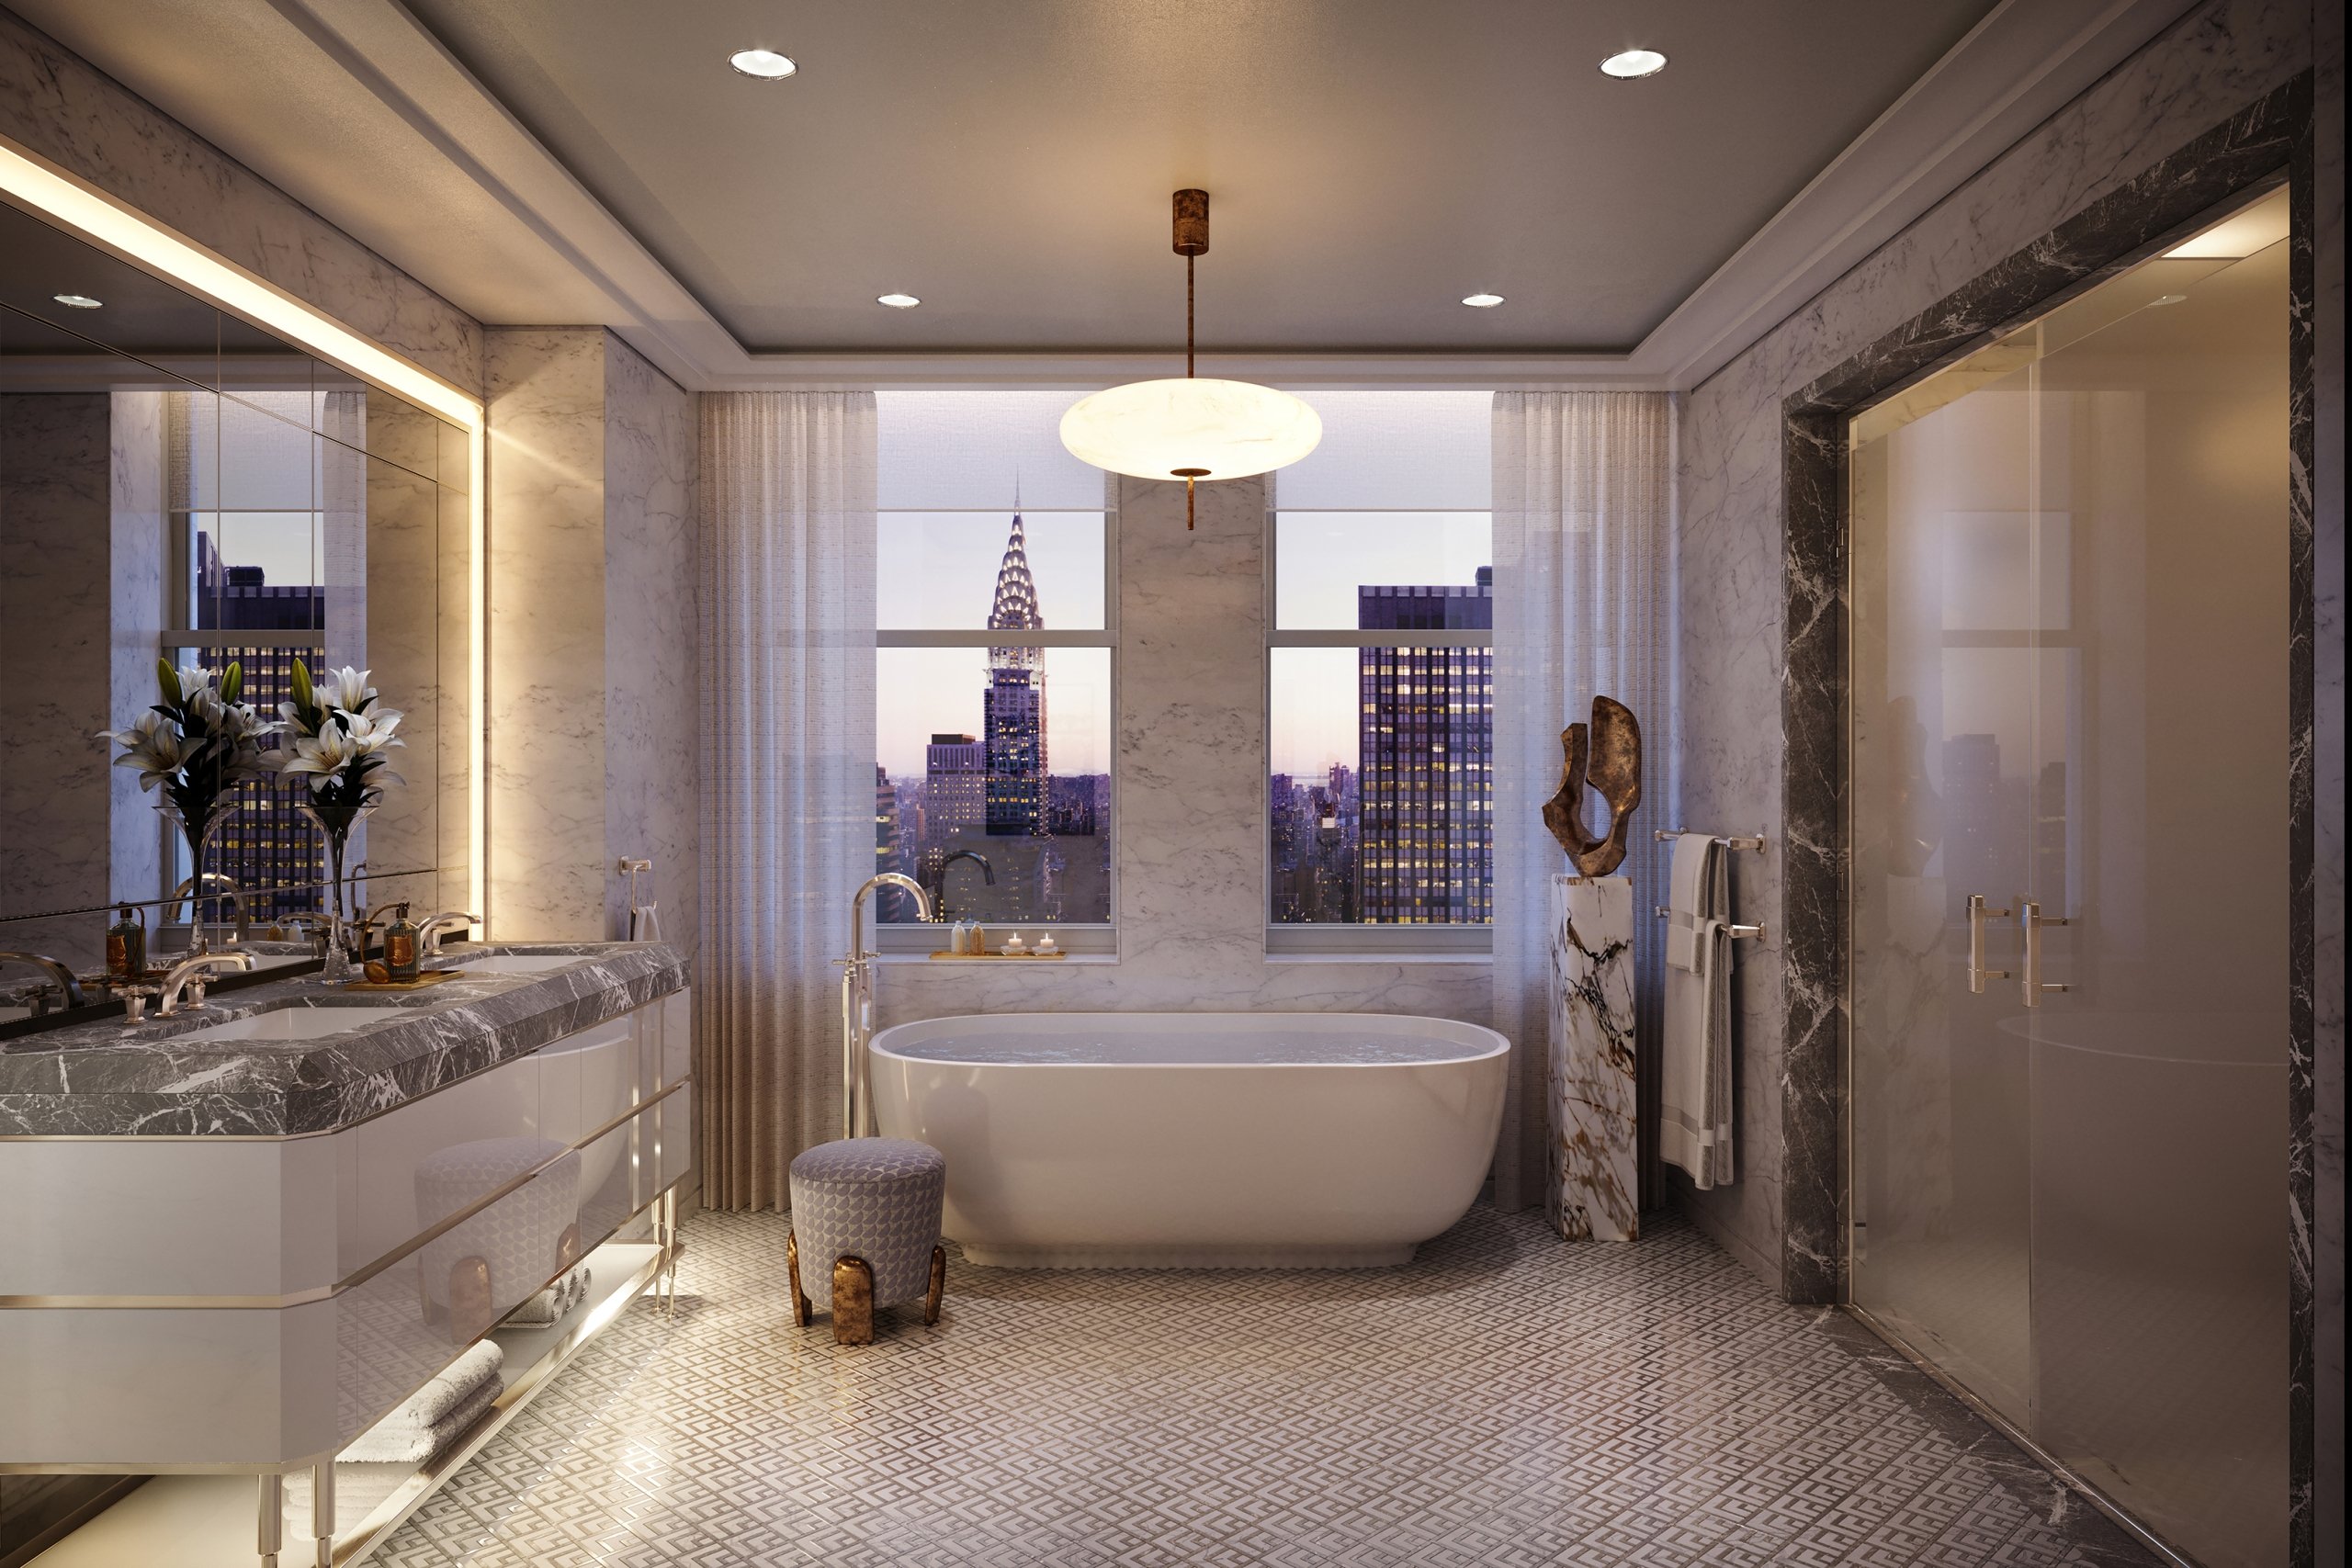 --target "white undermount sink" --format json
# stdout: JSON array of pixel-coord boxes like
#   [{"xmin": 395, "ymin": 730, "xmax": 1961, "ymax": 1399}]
[
  {"xmin": 440, "ymin": 953, "xmax": 579, "ymax": 975},
  {"xmin": 167, "ymin": 1007, "xmax": 386, "ymax": 1043}
]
